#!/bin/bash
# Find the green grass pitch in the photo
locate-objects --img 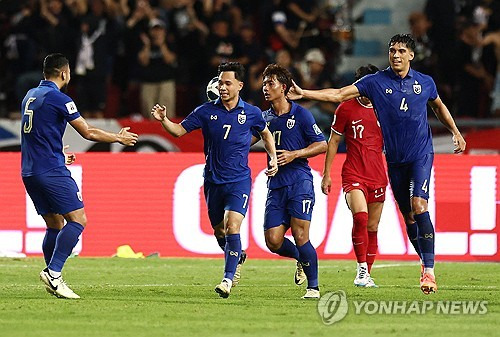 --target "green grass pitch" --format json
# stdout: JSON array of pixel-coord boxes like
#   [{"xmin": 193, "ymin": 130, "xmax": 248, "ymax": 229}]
[{"xmin": 0, "ymin": 257, "xmax": 498, "ymax": 337}]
